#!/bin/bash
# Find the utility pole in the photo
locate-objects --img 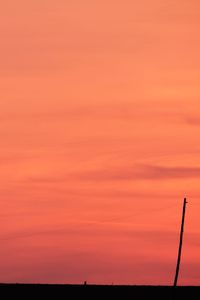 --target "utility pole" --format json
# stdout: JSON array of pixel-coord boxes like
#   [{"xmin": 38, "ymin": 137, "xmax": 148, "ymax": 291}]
[{"xmin": 173, "ymin": 198, "xmax": 187, "ymax": 286}]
